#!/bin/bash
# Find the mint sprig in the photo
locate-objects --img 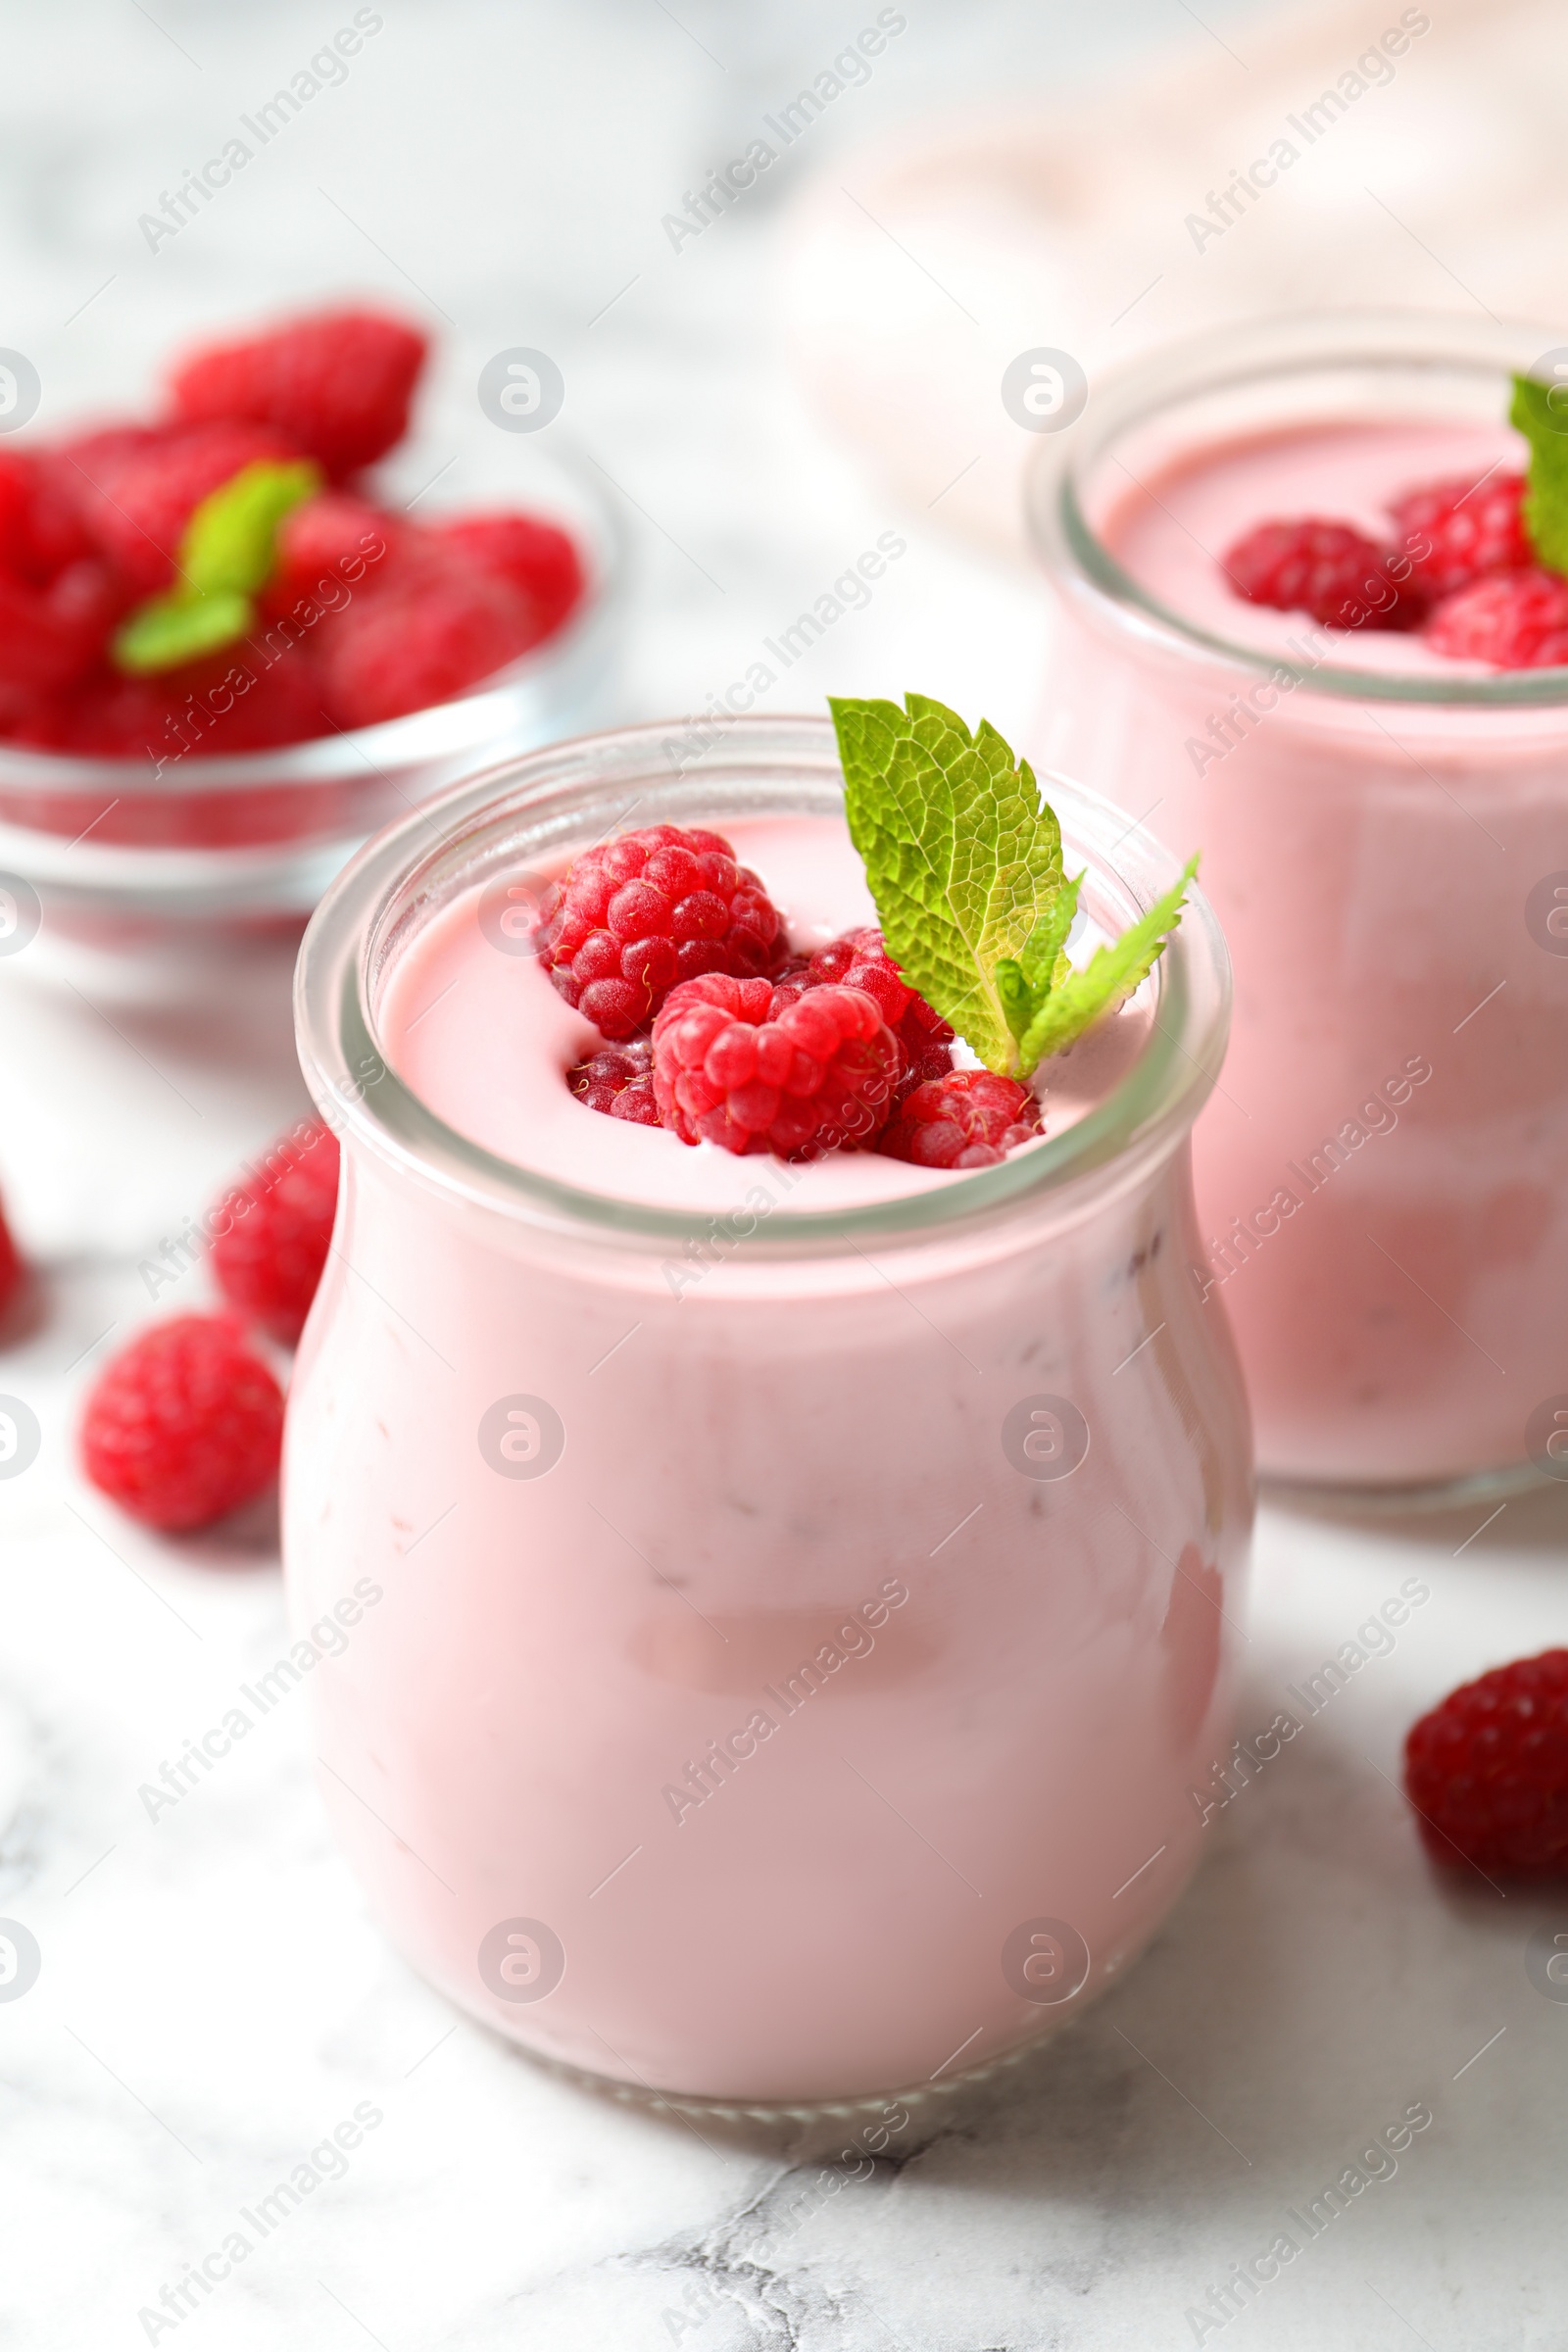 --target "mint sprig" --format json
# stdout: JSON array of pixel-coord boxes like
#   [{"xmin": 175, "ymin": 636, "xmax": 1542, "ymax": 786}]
[
  {"xmin": 113, "ymin": 587, "xmax": 254, "ymax": 672},
  {"xmin": 1510, "ymin": 372, "xmax": 1568, "ymax": 577},
  {"xmin": 829, "ymin": 693, "xmax": 1197, "ymax": 1081},
  {"xmin": 113, "ymin": 457, "xmax": 321, "ymax": 675}
]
